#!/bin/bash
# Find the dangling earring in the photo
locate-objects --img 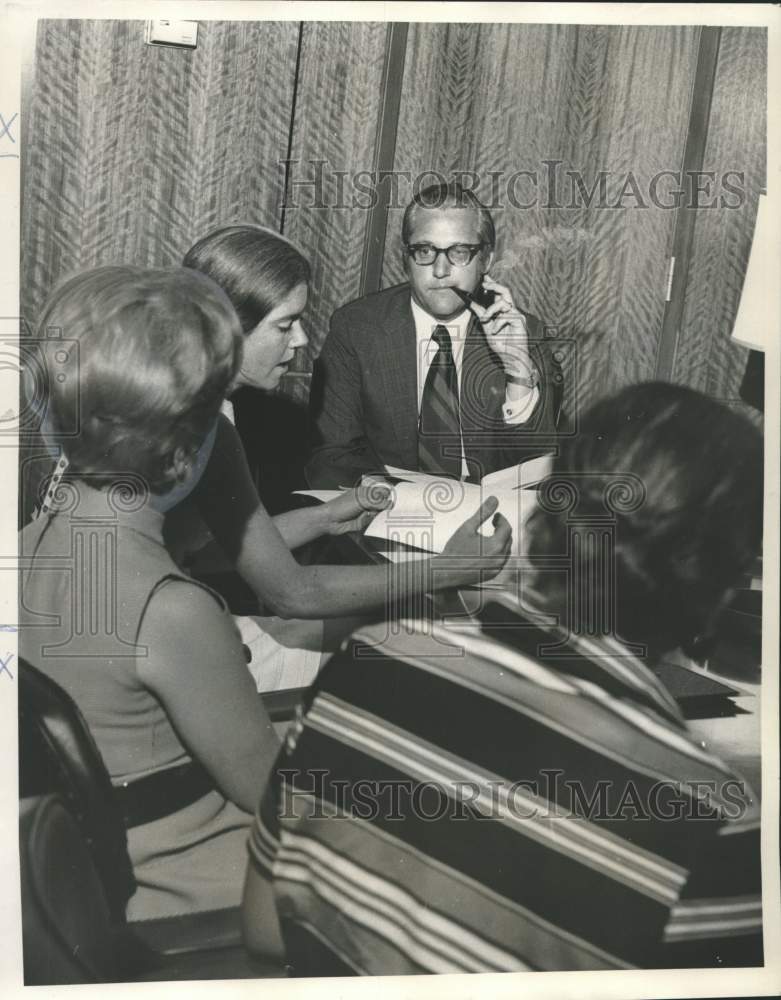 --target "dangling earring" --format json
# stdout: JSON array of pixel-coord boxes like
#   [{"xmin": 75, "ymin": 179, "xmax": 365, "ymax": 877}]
[
  {"xmin": 32, "ymin": 451, "xmax": 70, "ymax": 520},
  {"xmin": 170, "ymin": 446, "xmax": 192, "ymax": 485}
]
